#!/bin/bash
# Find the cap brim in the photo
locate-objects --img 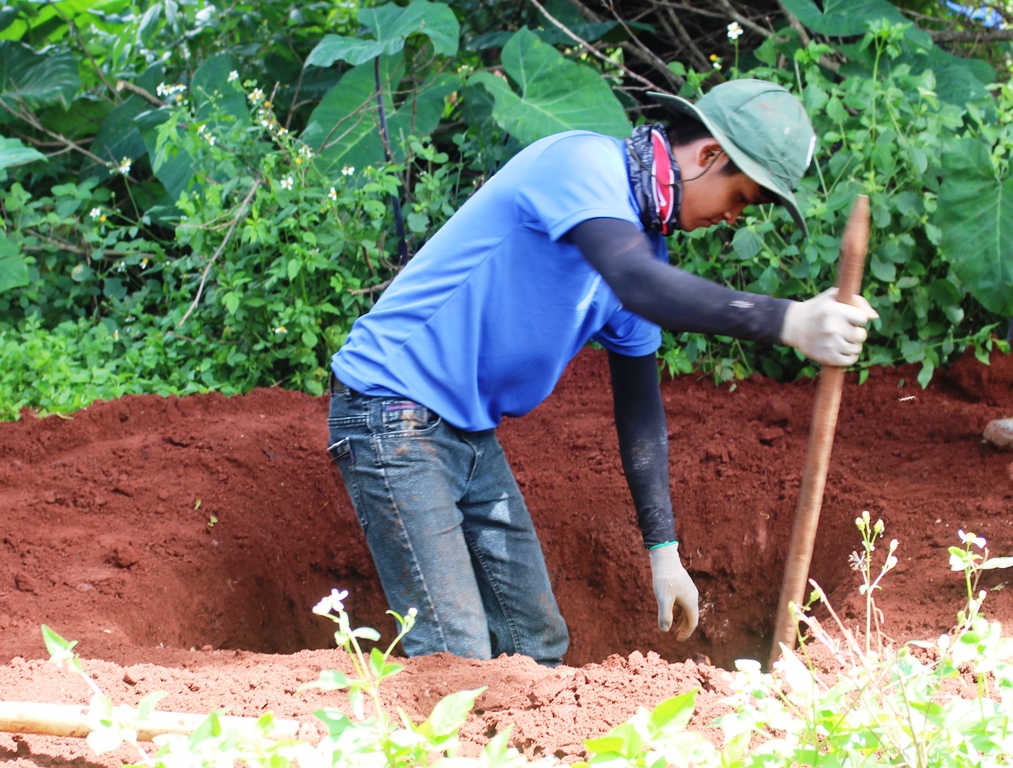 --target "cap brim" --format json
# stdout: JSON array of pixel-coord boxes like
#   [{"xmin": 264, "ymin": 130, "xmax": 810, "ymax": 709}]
[{"xmin": 648, "ymin": 91, "xmax": 809, "ymax": 236}]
